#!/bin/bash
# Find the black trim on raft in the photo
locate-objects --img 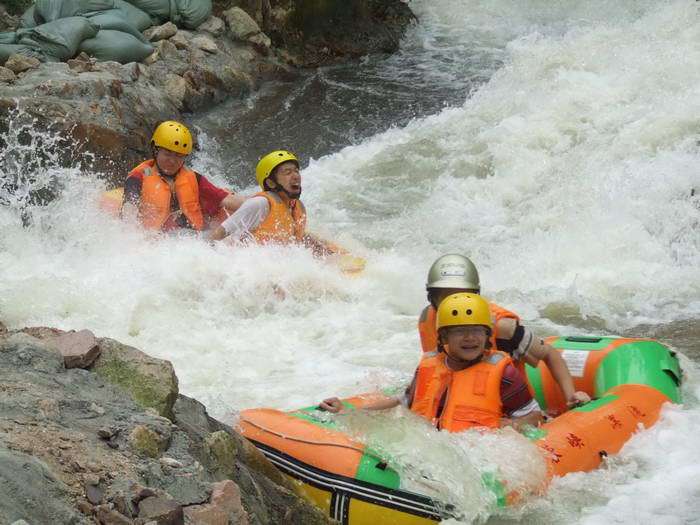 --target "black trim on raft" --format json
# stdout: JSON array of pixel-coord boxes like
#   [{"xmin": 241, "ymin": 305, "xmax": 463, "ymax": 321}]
[{"xmin": 249, "ymin": 439, "xmax": 448, "ymax": 522}]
